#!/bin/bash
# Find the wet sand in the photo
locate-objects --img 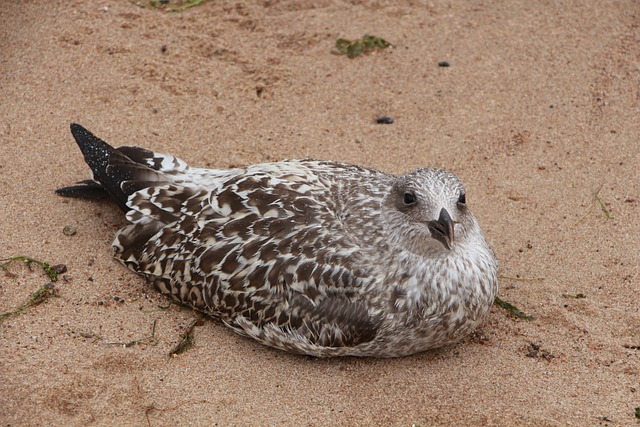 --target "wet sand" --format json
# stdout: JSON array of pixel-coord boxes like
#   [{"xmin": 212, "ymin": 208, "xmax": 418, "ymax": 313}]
[{"xmin": 1, "ymin": 1, "xmax": 639, "ymax": 425}]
